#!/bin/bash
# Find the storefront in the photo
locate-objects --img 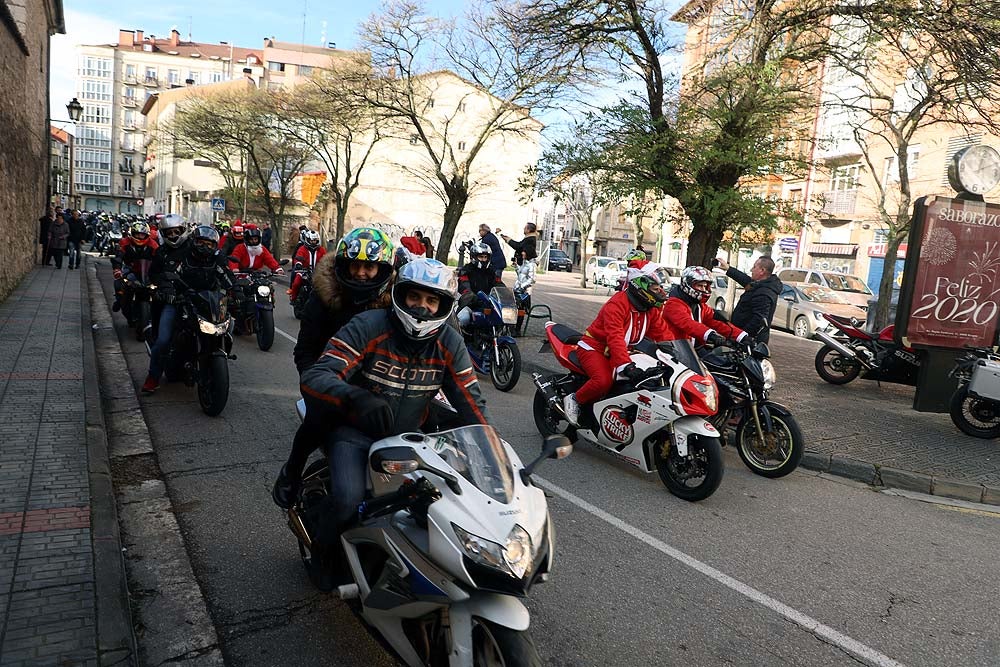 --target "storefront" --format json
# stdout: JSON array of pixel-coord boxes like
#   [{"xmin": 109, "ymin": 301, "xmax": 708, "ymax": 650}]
[{"xmin": 866, "ymin": 243, "xmax": 907, "ymax": 297}]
